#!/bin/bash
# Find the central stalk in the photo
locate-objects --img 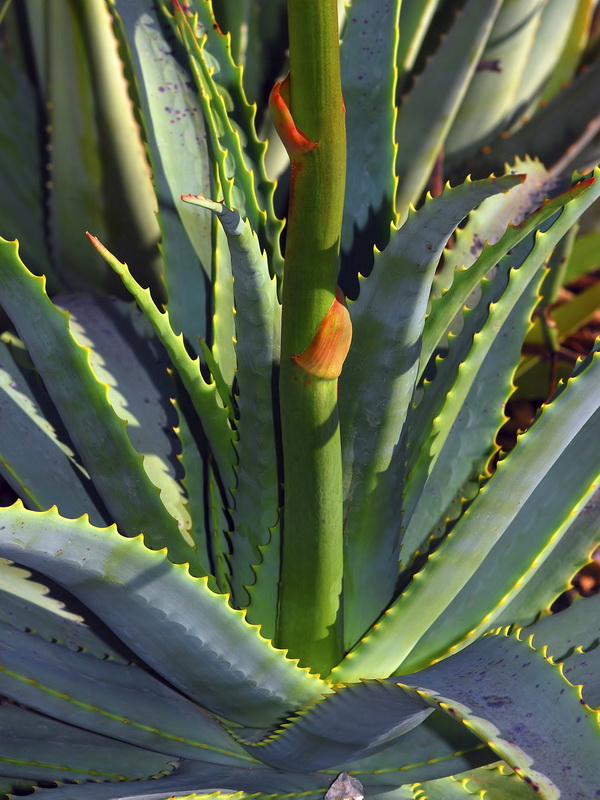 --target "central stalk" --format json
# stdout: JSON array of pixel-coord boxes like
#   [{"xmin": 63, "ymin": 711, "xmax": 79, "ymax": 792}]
[{"xmin": 274, "ymin": 0, "xmax": 347, "ymax": 674}]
